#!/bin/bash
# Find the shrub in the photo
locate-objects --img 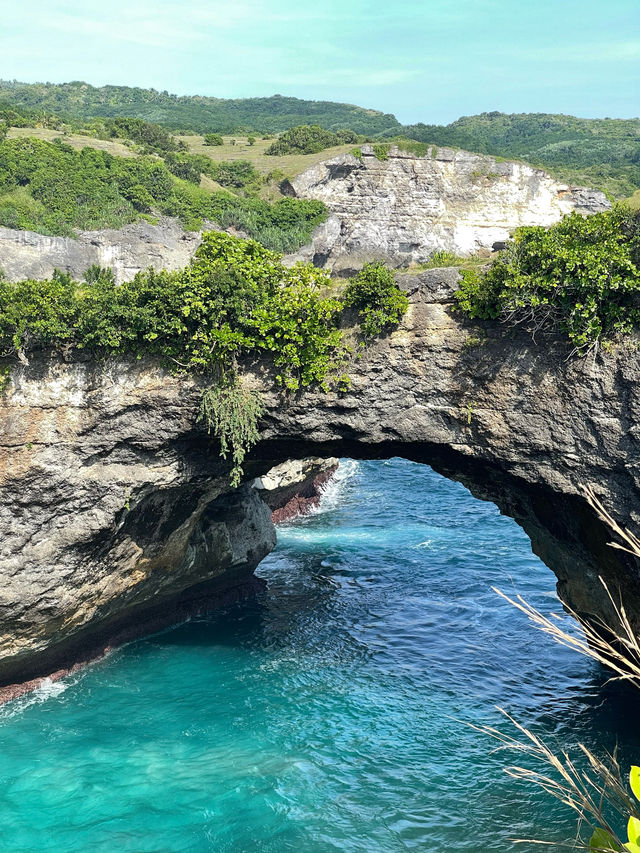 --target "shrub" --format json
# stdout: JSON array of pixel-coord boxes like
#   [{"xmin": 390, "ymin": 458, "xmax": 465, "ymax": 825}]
[
  {"xmin": 164, "ymin": 152, "xmax": 210, "ymax": 184},
  {"xmin": 211, "ymin": 159, "xmax": 258, "ymax": 188},
  {"xmin": 344, "ymin": 262, "xmax": 409, "ymax": 339},
  {"xmin": 203, "ymin": 133, "xmax": 223, "ymax": 146},
  {"xmin": 198, "ymin": 383, "xmax": 264, "ymax": 487},
  {"xmin": 265, "ymin": 124, "xmax": 363, "ymax": 156},
  {"xmin": 455, "ymin": 208, "xmax": 640, "ymax": 354}
]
